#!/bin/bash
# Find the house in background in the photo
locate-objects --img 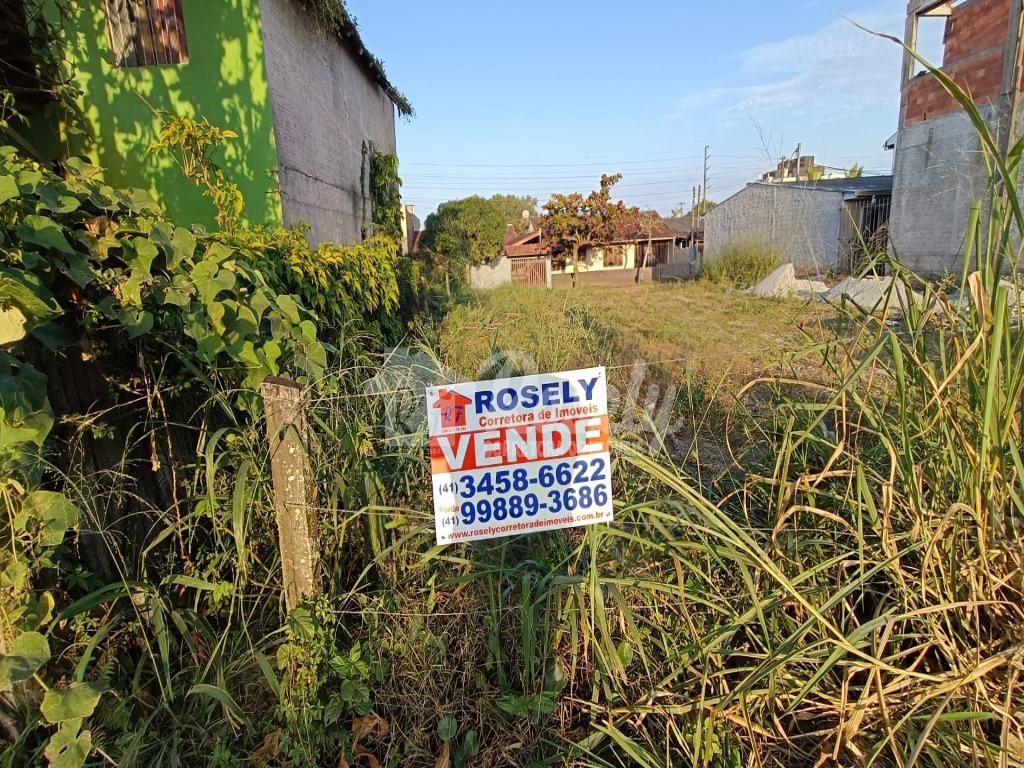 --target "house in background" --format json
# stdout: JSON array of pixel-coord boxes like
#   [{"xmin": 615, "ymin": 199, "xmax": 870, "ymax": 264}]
[
  {"xmin": 402, "ymin": 205, "xmax": 421, "ymax": 254},
  {"xmin": 662, "ymin": 214, "xmax": 704, "ymax": 269},
  {"xmin": 759, "ymin": 155, "xmax": 846, "ymax": 183},
  {"xmin": 6, "ymin": 0, "xmax": 408, "ymax": 246},
  {"xmin": 890, "ymin": 0, "xmax": 1024, "ymax": 275},
  {"xmin": 550, "ymin": 213, "xmax": 692, "ymax": 287},
  {"xmin": 703, "ymin": 176, "xmax": 893, "ymax": 274},
  {"xmin": 470, "ymin": 225, "xmax": 552, "ymax": 289}
]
